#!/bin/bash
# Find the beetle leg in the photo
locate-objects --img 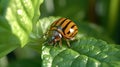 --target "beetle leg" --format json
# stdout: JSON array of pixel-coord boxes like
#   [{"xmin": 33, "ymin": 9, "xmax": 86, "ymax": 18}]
[
  {"xmin": 54, "ymin": 42, "xmax": 57, "ymax": 47},
  {"xmin": 59, "ymin": 39, "xmax": 62, "ymax": 48},
  {"xmin": 65, "ymin": 39, "xmax": 71, "ymax": 47}
]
